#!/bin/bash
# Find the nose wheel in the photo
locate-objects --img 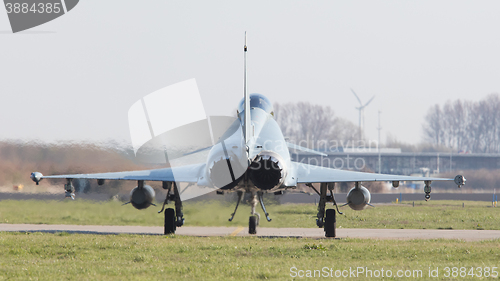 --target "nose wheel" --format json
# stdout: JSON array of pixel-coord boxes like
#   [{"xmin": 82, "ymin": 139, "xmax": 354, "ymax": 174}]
[
  {"xmin": 248, "ymin": 191, "xmax": 272, "ymax": 234},
  {"xmin": 249, "ymin": 215, "xmax": 258, "ymax": 234},
  {"xmin": 228, "ymin": 190, "xmax": 272, "ymax": 235},
  {"xmin": 249, "ymin": 192, "xmax": 260, "ymax": 234}
]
